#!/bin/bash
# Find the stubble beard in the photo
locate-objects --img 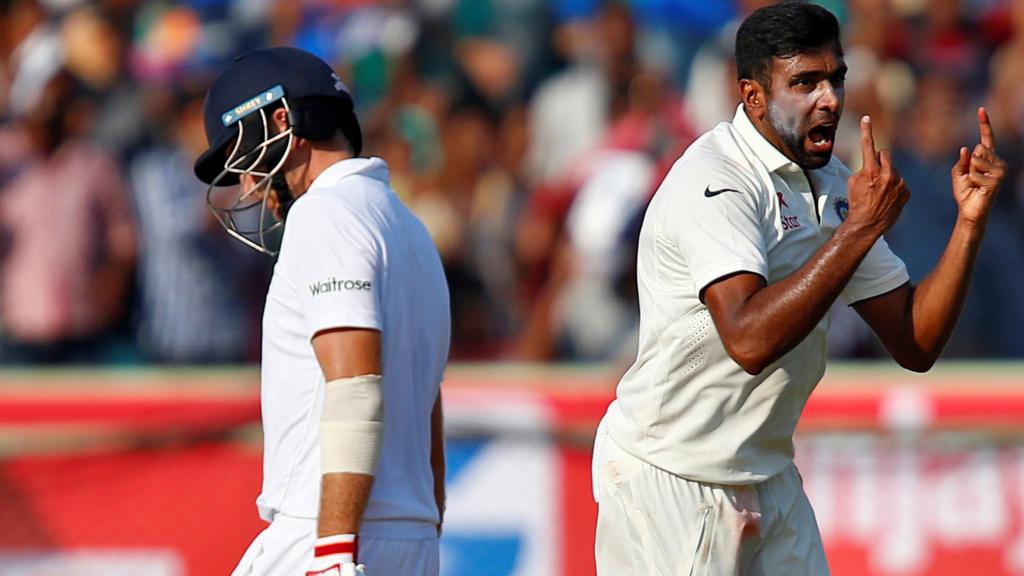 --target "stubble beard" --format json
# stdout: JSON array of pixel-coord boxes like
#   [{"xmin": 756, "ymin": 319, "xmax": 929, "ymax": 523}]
[{"xmin": 766, "ymin": 100, "xmax": 811, "ymax": 167}]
